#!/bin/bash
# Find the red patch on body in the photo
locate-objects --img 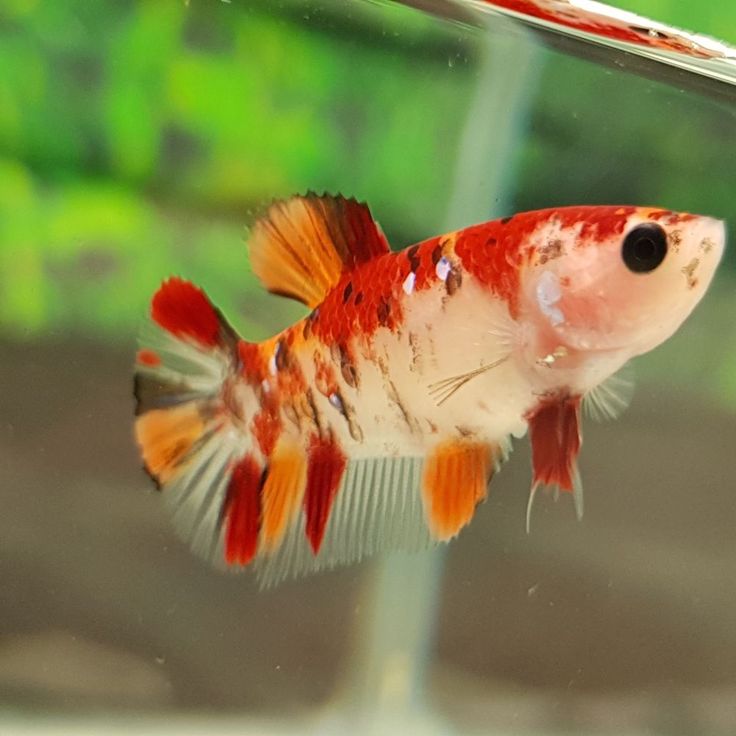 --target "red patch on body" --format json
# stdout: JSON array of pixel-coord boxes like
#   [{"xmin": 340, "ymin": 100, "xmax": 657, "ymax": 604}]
[
  {"xmin": 455, "ymin": 206, "xmax": 637, "ymax": 317},
  {"xmin": 238, "ymin": 340, "xmax": 263, "ymax": 380},
  {"xmin": 223, "ymin": 454, "xmax": 263, "ymax": 565},
  {"xmin": 526, "ymin": 394, "xmax": 581, "ymax": 492},
  {"xmin": 310, "ymin": 235, "xmax": 453, "ymax": 344},
  {"xmin": 310, "ymin": 251, "xmax": 406, "ymax": 343},
  {"xmin": 455, "ymin": 222, "xmax": 524, "ymax": 316},
  {"xmin": 251, "ymin": 396, "xmax": 282, "ymax": 457},
  {"xmin": 405, "ymin": 235, "xmax": 445, "ymax": 290},
  {"xmin": 303, "ymin": 436, "xmax": 347, "ymax": 554},
  {"xmin": 136, "ymin": 348, "xmax": 161, "ymax": 367},
  {"xmin": 151, "ymin": 277, "xmax": 221, "ymax": 348}
]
